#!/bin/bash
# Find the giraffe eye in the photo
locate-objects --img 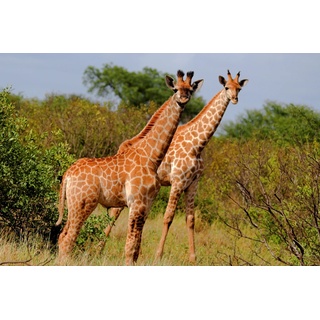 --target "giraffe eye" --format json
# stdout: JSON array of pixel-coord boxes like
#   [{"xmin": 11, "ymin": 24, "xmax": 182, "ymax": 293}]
[
  {"xmin": 173, "ymin": 89, "xmax": 178, "ymax": 93},
  {"xmin": 225, "ymin": 87, "xmax": 229, "ymax": 91}
]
